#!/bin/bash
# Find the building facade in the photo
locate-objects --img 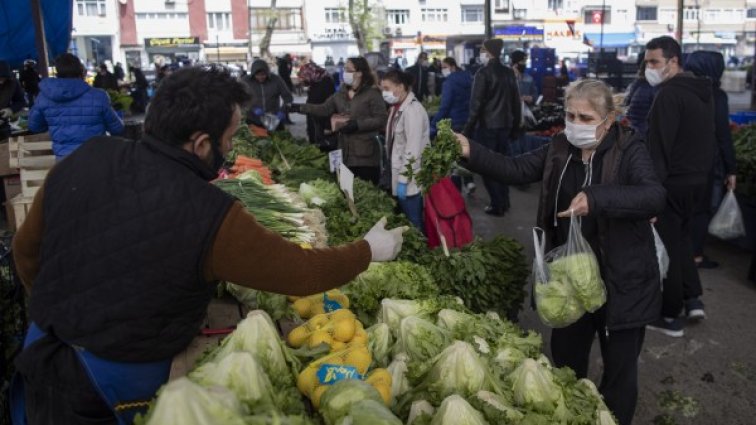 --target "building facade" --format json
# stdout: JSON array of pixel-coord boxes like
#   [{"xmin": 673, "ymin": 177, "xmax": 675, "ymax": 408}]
[{"xmin": 71, "ymin": 0, "xmax": 123, "ymax": 68}]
